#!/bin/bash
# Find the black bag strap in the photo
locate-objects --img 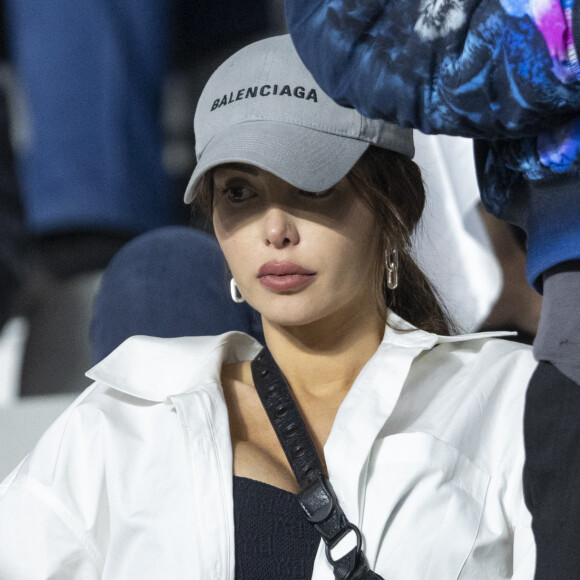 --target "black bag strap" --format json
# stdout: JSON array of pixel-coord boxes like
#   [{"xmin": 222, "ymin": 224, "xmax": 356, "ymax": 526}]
[{"xmin": 251, "ymin": 346, "xmax": 385, "ymax": 580}]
